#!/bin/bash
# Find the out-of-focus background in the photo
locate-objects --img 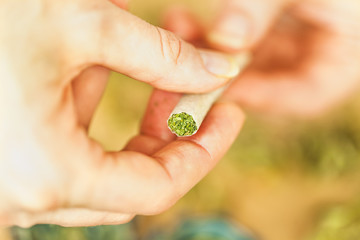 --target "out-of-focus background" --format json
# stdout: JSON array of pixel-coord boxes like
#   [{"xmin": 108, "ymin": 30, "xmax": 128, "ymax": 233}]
[{"xmin": 2, "ymin": 0, "xmax": 360, "ymax": 239}]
